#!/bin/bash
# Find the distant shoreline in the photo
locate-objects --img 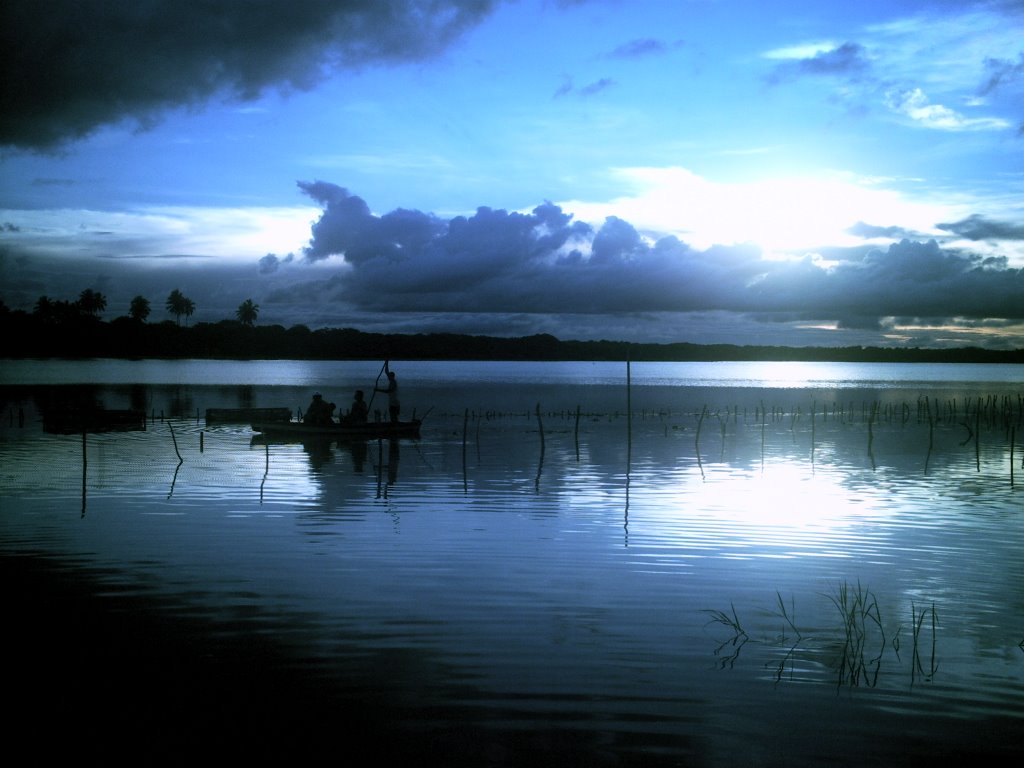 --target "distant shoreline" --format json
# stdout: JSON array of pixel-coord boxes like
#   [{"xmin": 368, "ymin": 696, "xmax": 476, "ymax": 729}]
[{"xmin": 2, "ymin": 313, "xmax": 1023, "ymax": 364}]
